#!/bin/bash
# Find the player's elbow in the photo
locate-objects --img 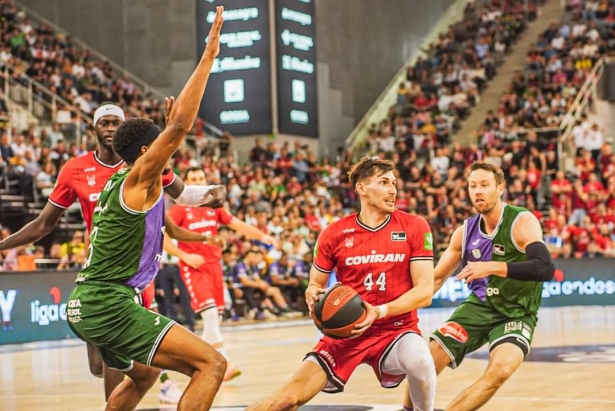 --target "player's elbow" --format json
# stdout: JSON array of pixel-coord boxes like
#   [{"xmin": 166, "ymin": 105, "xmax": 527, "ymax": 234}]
[
  {"xmin": 537, "ymin": 259, "xmax": 555, "ymax": 282},
  {"xmin": 36, "ymin": 218, "xmax": 56, "ymax": 237},
  {"xmin": 167, "ymin": 119, "xmax": 193, "ymax": 136},
  {"xmin": 416, "ymin": 287, "xmax": 433, "ymax": 309}
]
